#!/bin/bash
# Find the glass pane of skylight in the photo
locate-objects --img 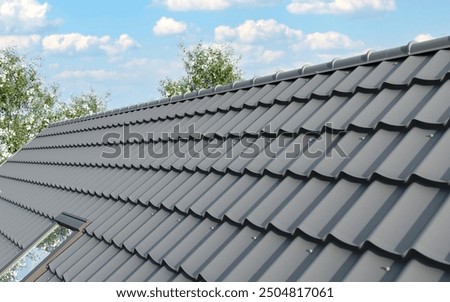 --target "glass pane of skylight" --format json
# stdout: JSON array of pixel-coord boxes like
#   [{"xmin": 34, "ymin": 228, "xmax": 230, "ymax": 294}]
[{"xmin": 0, "ymin": 225, "xmax": 73, "ymax": 282}]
